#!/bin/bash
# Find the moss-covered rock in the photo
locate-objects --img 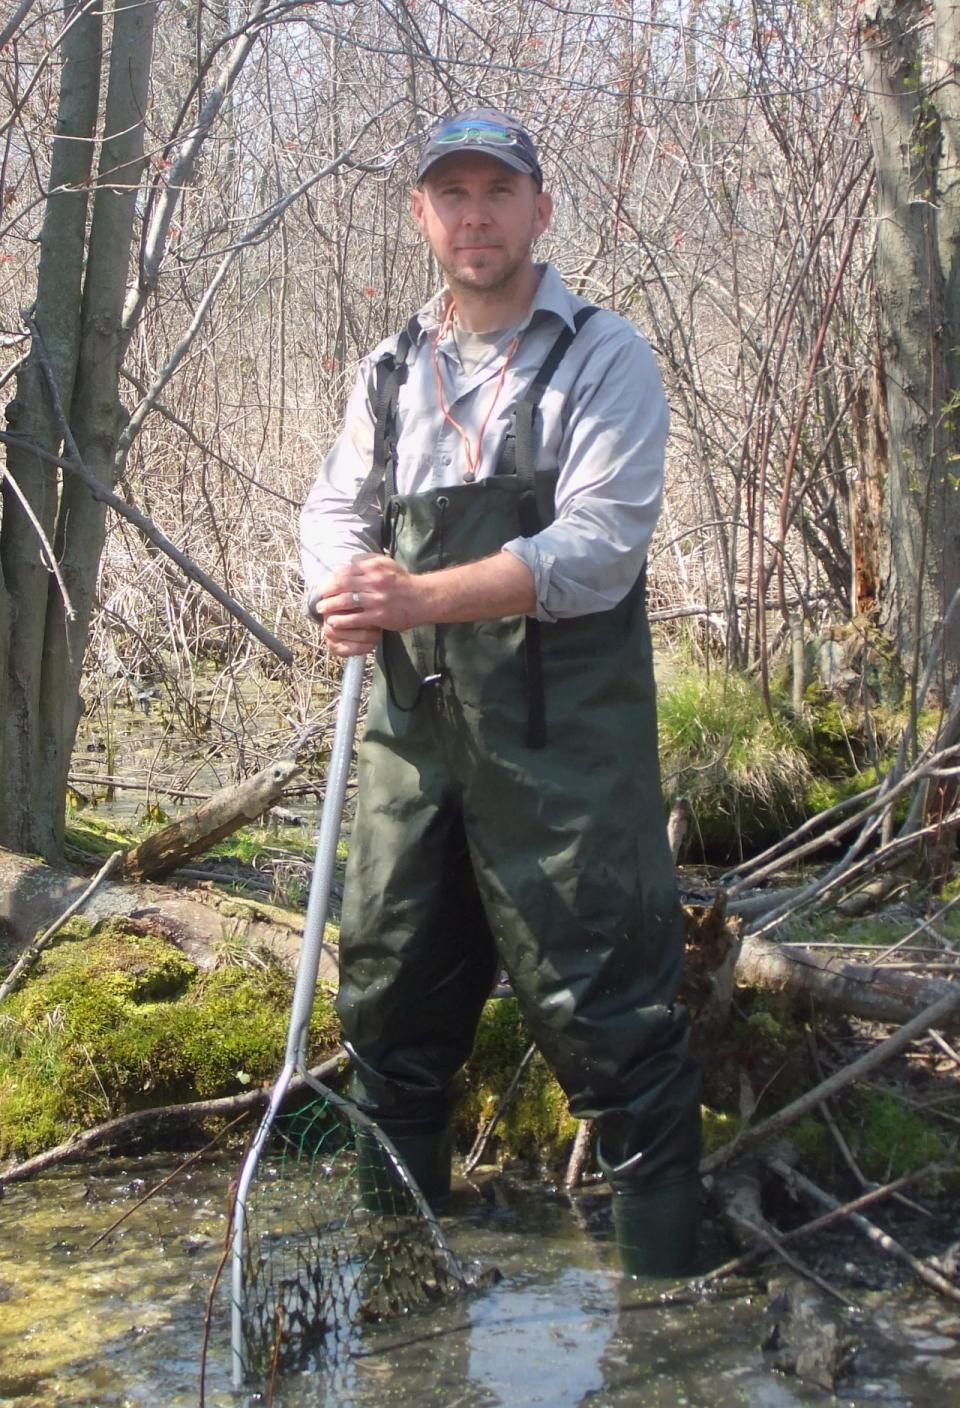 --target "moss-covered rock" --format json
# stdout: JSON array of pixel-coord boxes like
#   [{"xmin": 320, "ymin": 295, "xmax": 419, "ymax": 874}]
[{"xmin": 0, "ymin": 922, "xmax": 338, "ymax": 1160}]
